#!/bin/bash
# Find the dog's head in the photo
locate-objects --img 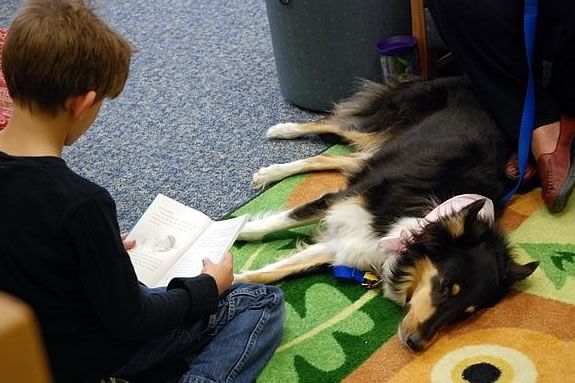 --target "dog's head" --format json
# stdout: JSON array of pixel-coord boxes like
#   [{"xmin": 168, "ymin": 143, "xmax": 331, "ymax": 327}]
[{"xmin": 386, "ymin": 199, "xmax": 538, "ymax": 351}]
